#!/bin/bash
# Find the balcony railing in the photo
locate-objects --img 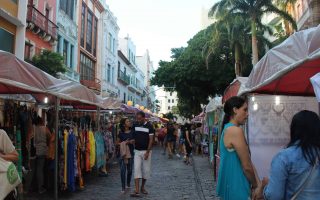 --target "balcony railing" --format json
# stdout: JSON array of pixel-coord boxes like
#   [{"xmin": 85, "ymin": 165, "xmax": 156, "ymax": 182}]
[
  {"xmin": 117, "ymin": 71, "xmax": 130, "ymax": 85},
  {"xmin": 27, "ymin": 5, "xmax": 58, "ymax": 40},
  {"xmin": 58, "ymin": 67, "xmax": 80, "ymax": 82},
  {"xmin": 80, "ymin": 77, "xmax": 101, "ymax": 93}
]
